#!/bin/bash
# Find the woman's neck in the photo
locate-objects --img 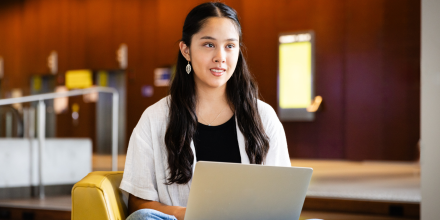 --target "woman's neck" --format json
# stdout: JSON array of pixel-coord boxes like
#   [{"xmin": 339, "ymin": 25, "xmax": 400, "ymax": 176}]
[
  {"xmin": 196, "ymin": 84, "xmax": 228, "ymax": 109},
  {"xmin": 195, "ymin": 83, "xmax": 234, "ymax": 126}
]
